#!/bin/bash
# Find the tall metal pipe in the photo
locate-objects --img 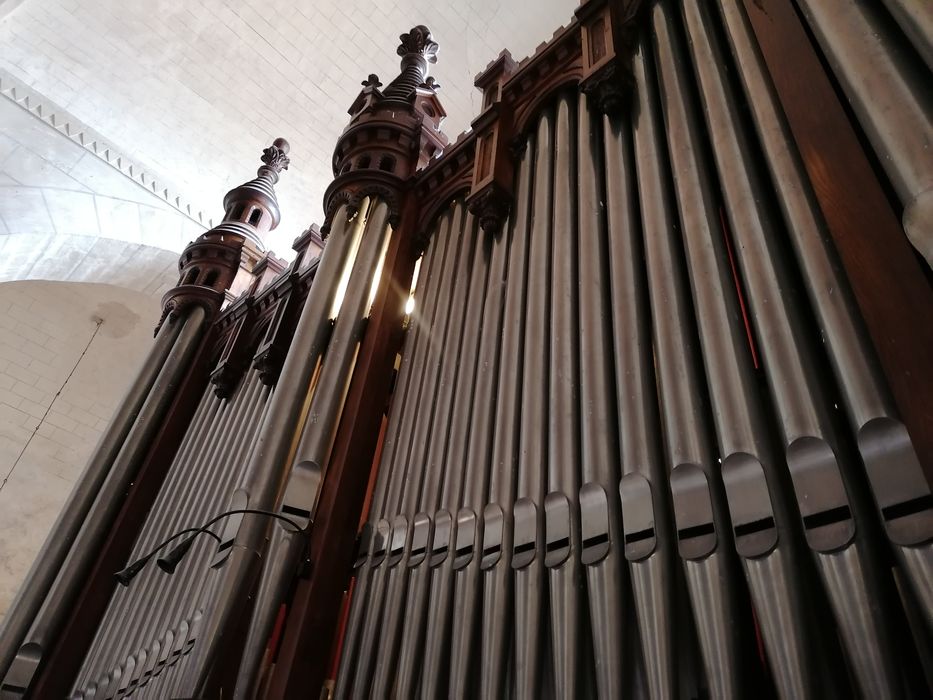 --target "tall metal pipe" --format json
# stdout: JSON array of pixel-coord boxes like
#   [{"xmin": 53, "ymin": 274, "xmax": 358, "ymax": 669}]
[
  {"xmin": 599, "ymin": 108, "xmax": 647, "ymax": 700},
  {"xmin": 682, "ymin": 1, "xmax": 905, "ymax": 695},
  {"xmin": 439, "ymin": 217, "xmax": 510, "ymax": 699},
  {"xmin": 2, "ymin": 305, "xmax": 207, "ymax": 696},
  {"xmin": 796, "ymin": 0, "xmax": 933, "ymax": 267},
  {"xmin": 332, "ymin": 226, "xmax": 444, "ymax": 700},
  {"xmin": 631, "ymin": 7, "xmax": 753, "ymax": 697},
  {"xmin": 135, "ymin": 375, "xmax": 260, "ymax": 695},
  {"xmin": 180, "ymin": 204, "xmax": 362, "ymax": 691},
  {"xmin": 369, "ymin": 208, "xmax": 477, "ymax": 698},
  {"xmin": 348, "ymin": 206, "xmax": 465, "ymax": 697},
  {"xmin": 77, "ymin": 384, "xmax": 229, "ymax": 693},
  {"xmin": 627, "ymin": 31, "xmax": 687, "ymax": 700},
  {"xmin": 335, "ymin": 222, "xmax": 450, "ymax": 700},
  {"xmin": 478, "ymin": 136, "xmax": 534, "ymax": 700},
  {"xmin": 0, "ymin": 314, "xmax": 184, "ymax": 678},
  {"xmin": 880, "ymin": 0, "xmax": 933, "ymax": 71},
  {"xmin": 173, "ymin": 378, "xmax": 274, "ymax": 700},
  {"xmin": 717, "ymin": 0, "xmax": 933, "ymax": 635},
  {"xmin": 396, "ymin": 213, "xmax": 490, "ymax": 698},
  {"xmin": 72, "ymin": 383, "xmax": 215, "ymax": 690},
  {"xmin": 512, "ymin": 107, "xmax": 553, "ymax": 700},
  {"xmin": 234, "ymin": 200, "xmax": 393, "ymax": 695},
  {"xmin": 95, "ymin": 373, "xmax": 261, "ymax": 697},
  {"xmin": 545, "ymin": 90, "xmax": 583, "ymax": 698},
  {"xmin": 650, "ymin": 2, "xmax": 840, "ymax": 695}
]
